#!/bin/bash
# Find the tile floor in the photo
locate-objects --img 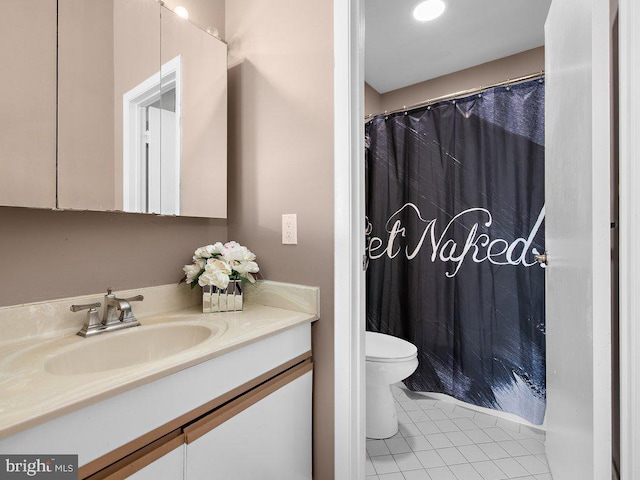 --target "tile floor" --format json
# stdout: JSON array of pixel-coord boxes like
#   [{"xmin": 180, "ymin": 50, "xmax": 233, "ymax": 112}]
[{"xmin": 366, "ymin": 384, "xmax": 552, "ymax": 480}]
